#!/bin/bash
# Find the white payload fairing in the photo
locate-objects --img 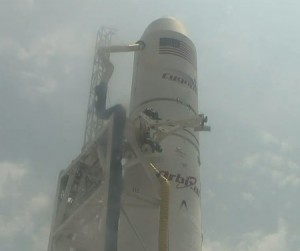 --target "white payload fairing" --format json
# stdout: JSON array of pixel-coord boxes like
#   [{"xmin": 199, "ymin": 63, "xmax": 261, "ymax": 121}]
[
  {"xmin": 119, "ymin": 17, "xmax": 204, "ymax": 251},
  {"xmin": 47, "ymin": 17, "xmax": 209, "ymax": 251}
]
